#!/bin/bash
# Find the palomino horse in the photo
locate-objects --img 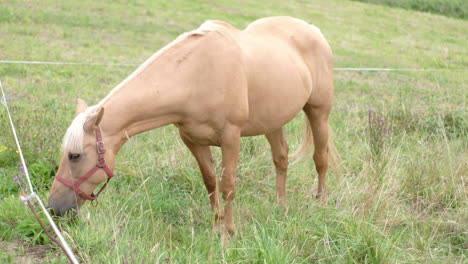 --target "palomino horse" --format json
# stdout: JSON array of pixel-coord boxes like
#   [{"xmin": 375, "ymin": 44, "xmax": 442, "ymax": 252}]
[{"xmin": 48, "ymin": 16, "xmax": 338, "ymax": 238}]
